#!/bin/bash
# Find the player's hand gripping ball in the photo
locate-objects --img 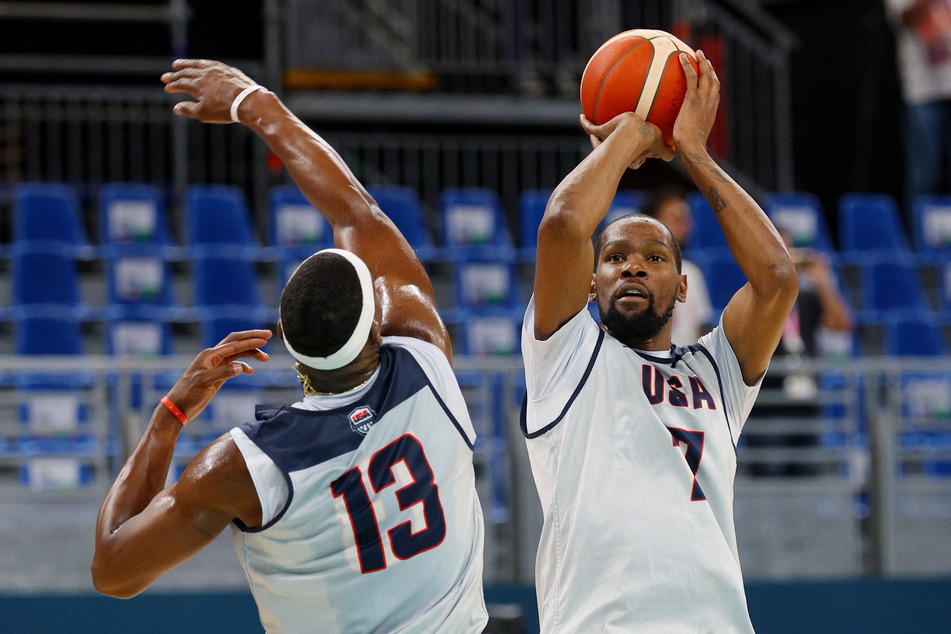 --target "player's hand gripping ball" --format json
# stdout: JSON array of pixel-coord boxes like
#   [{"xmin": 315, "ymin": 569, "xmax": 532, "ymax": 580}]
[{"xmin": 581, "ymin": 29, "xmax": 699, "ymax": 146}]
